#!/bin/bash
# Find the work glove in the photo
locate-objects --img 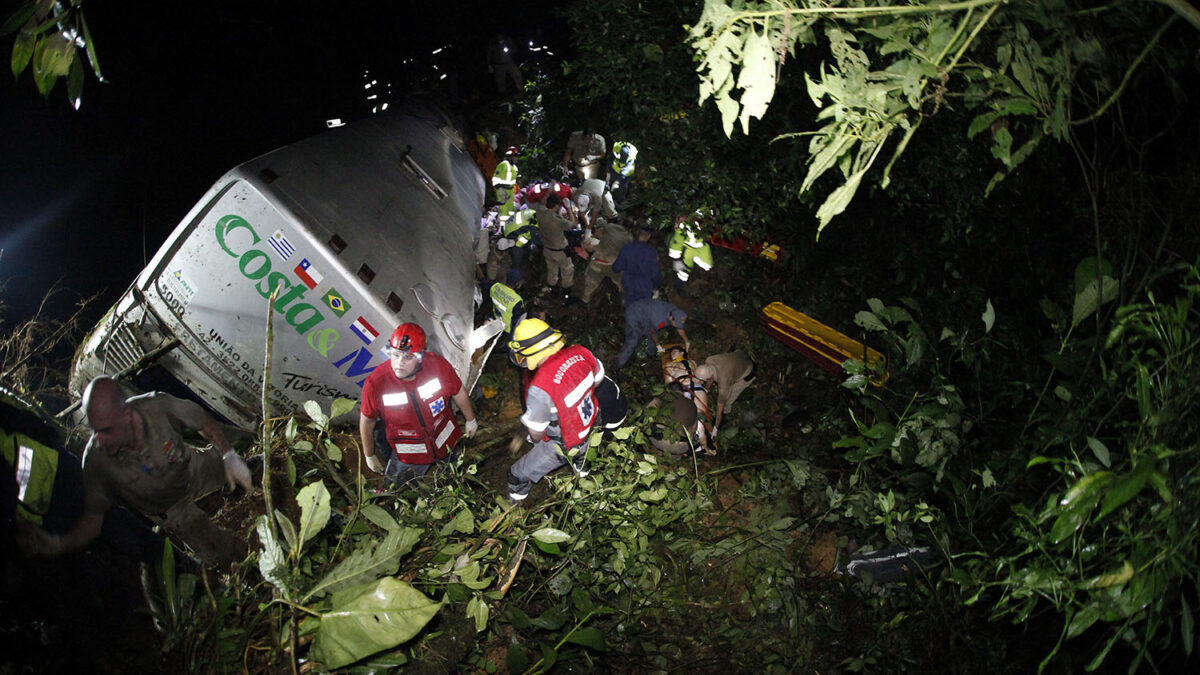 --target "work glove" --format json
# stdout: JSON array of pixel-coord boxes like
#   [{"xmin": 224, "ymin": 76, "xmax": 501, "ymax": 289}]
[
  {"xmin": 656, "ymin": 344, "xmax": 665, "ymax": 354},
  {"xmin": 223, "ymin": 451, "xmax": 253, "ymax": 491},
  {"xmin": 365, "ymin": 454, "xmax": 385, "ymax": 473},
  {"xmin": 464, "ymin": 418, "xmax": 479, "ymax": 438},
  {"xmin": 497, "ymin": 238, "xmax": 514, "ymax": 251}
]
